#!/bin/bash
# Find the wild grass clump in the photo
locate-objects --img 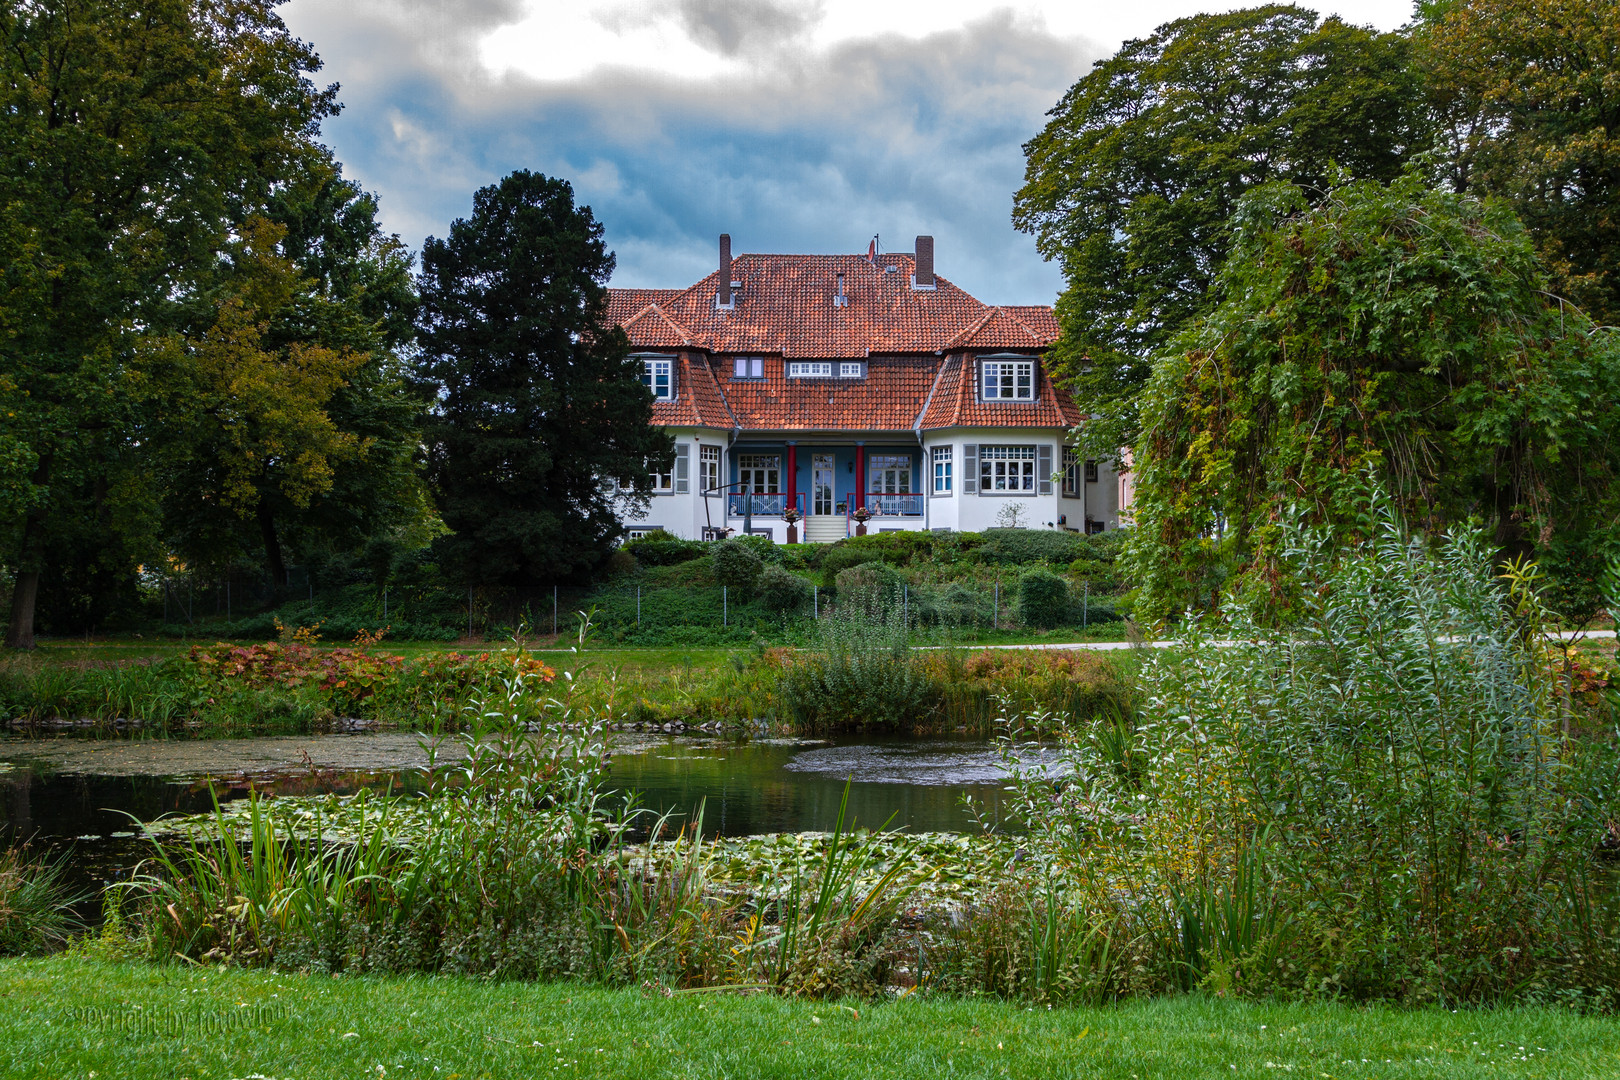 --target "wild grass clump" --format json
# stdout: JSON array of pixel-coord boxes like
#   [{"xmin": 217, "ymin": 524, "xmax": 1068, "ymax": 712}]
[
  {"xmin": 0, "ymin": 849, "xmax": 81, "ymax": 956},
  {"xmin": 998, "ymin": 505, "xmax": 1620, "ymax": 1007},
  {"xmin": 775, "ymin": 608, "xmax": 938, "ymax": 733}
]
